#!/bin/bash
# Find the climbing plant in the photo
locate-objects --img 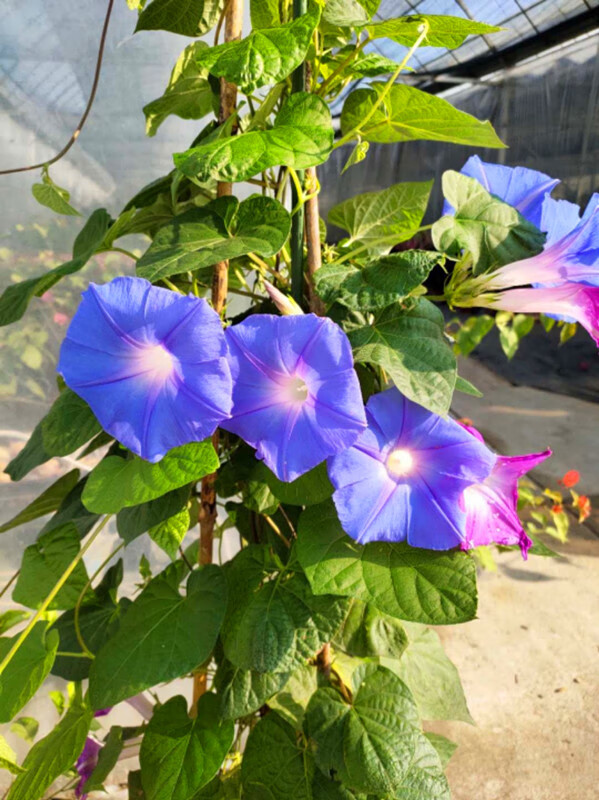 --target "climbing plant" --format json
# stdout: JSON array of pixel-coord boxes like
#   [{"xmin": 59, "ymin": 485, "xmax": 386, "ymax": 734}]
[{"xmin": 1, "ymin": 1, "xmax": 597, "ymax": 798}]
